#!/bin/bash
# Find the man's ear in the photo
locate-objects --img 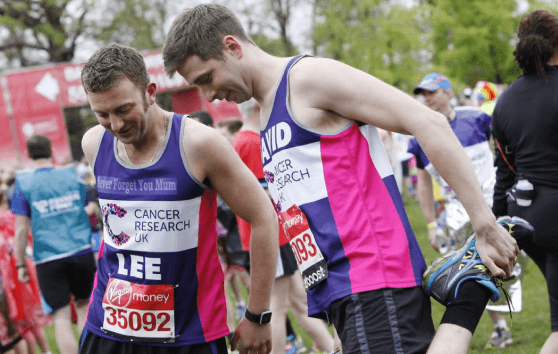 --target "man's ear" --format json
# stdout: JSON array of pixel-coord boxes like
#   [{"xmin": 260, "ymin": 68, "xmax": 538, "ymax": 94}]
[
  {"xmin": 146, "ymin": 82, "xmax": 158, "ymax": 105},
  {"xmin": 223, "ymin": 35, "xmax": 243, "ymax": 59},
  {"xmin": 445, "ymin": 89, "xmax": 455, "ymax": 98}
]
